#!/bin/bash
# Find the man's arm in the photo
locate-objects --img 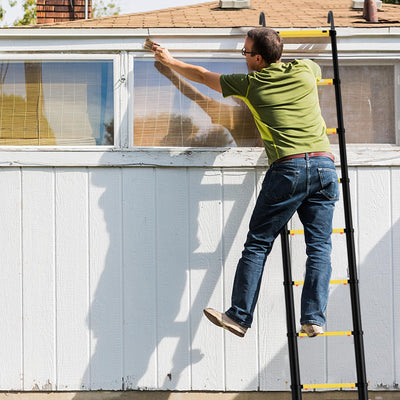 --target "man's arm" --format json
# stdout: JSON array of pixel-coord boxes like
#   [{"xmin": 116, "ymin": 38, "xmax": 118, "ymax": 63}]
[{"xmin": 152, "ymin": 45, "xmax": 222, "ymax": 93}]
